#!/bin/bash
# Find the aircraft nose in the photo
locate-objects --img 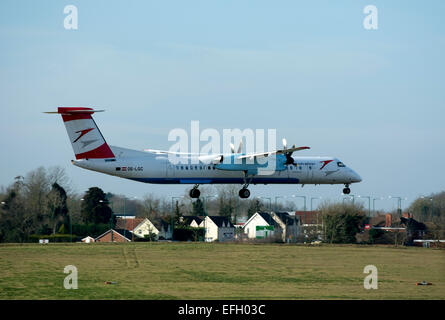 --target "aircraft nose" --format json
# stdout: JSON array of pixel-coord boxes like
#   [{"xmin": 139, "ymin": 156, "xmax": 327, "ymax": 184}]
[{"xmin": 351, "ymin": 170, "xmax": 362, "ymax": 183}]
